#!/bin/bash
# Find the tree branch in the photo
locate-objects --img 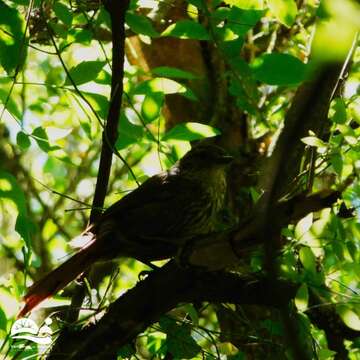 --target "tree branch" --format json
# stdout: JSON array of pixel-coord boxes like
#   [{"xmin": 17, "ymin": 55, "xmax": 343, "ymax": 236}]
[
  {"xmin": 47, "ymin": 262, "xmax": 299, "ymax": 359},
  {"xmin": 48, "ymin": 0, "xmax": 131, "ymax": 350},
  {"xmin": 90, "ymin": 0, "xmax": 130, "ymax": 223}
]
